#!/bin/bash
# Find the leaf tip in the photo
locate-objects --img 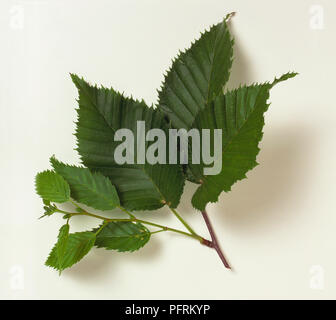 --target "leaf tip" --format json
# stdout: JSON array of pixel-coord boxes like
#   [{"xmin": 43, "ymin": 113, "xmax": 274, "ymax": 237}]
[{"xmin": 271, "ymin": 71, "xmax": 299, "ymax": 87}]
